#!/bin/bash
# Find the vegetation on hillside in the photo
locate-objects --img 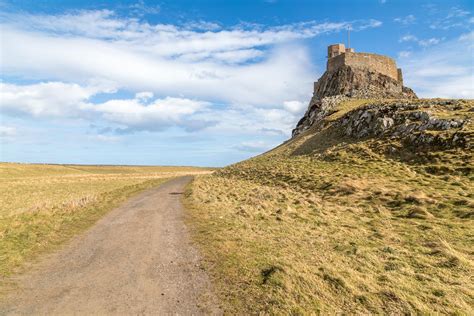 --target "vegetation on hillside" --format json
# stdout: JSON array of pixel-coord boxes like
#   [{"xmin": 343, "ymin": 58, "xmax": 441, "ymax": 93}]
[
  {"xmin": 0, "ymin": 163, "xmax": 210, "ymax": 279},
  {"xmin": 186, "ymin": 99, "xmax": 473, "ymax": 314}
]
